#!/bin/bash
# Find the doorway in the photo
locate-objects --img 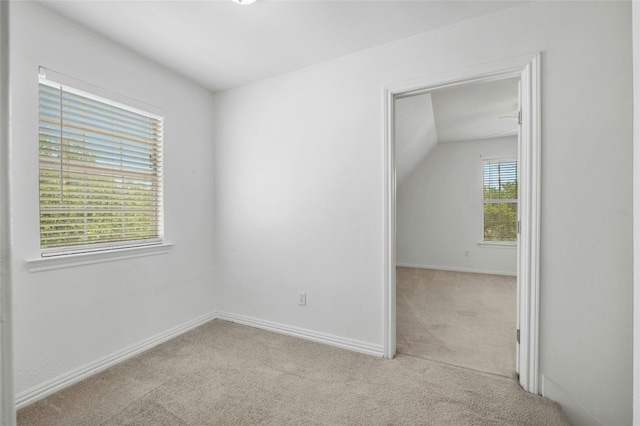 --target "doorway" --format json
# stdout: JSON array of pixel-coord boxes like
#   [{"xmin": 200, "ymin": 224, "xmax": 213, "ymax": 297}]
[
  {"xmin": 383, "ymin": 53, "xmax": 541, "ymax": 394},
  {"xmin": 394, "ymin": 76, "xmax": 520, "ymax": 377}
]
